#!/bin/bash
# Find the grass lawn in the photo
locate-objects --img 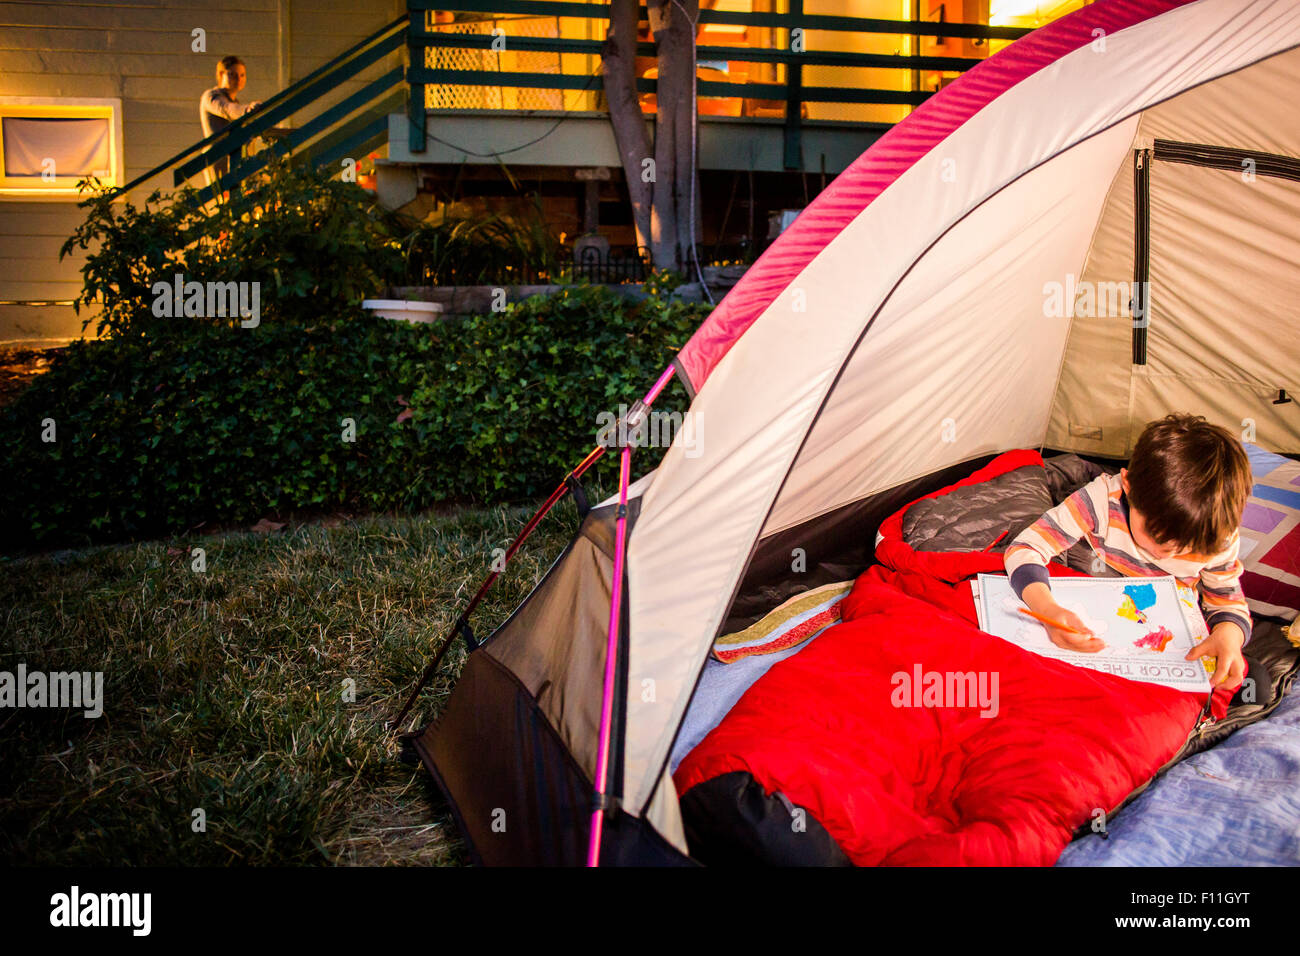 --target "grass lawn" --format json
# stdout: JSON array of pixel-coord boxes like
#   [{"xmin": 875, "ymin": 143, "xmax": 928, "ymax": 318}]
[{"xmin": 0, "ymin": 497, "xmax": 589, "ymax": 865}]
